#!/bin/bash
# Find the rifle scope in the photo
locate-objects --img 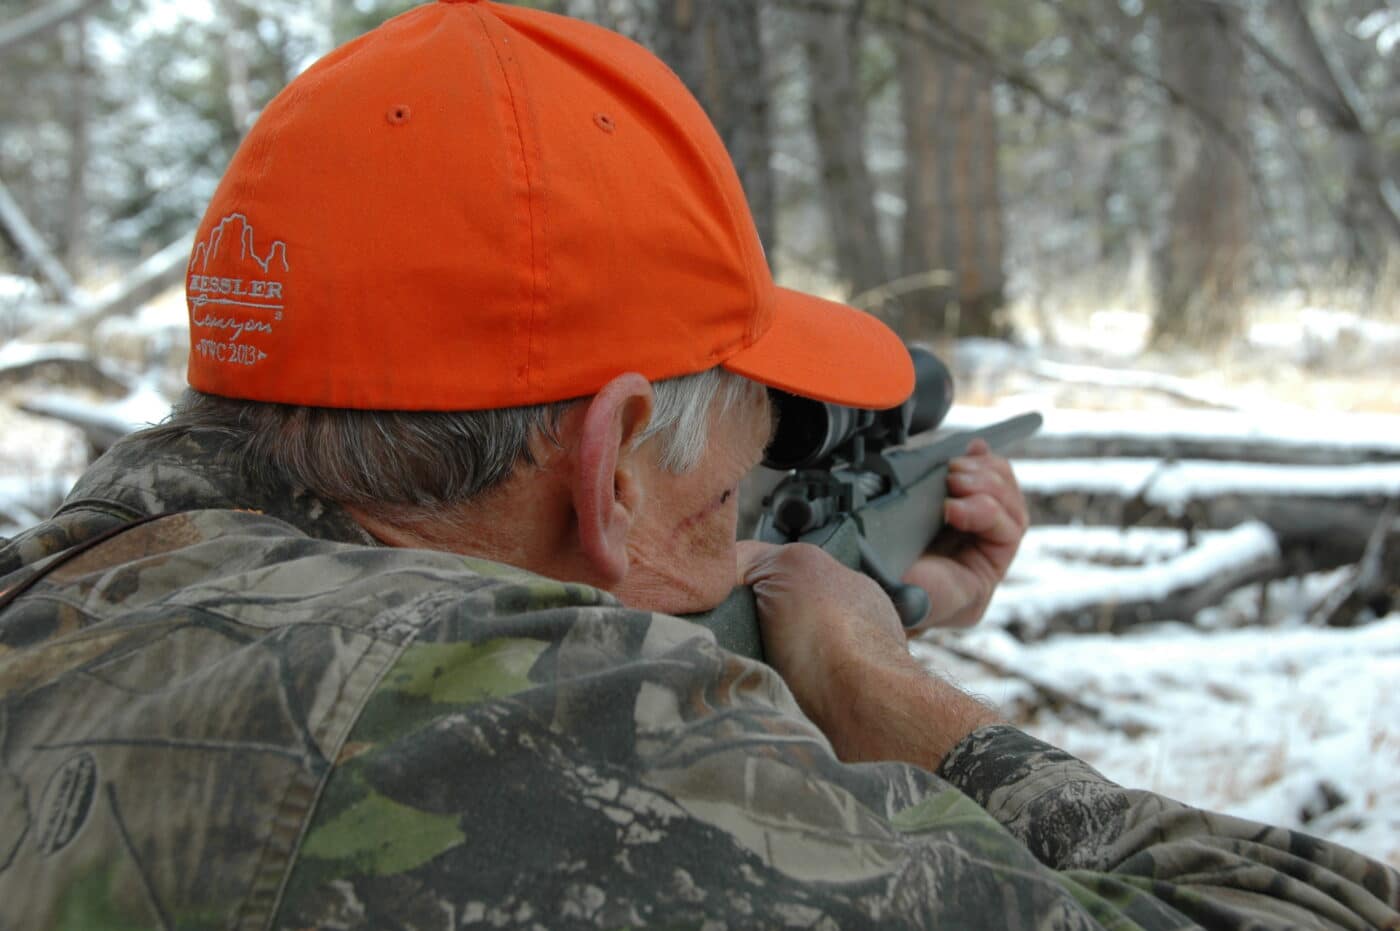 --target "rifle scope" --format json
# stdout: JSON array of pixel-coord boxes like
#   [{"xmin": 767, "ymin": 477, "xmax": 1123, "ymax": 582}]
[{"xmin": 762, "ymin": 347, "xmax": 955, "ymax": 471}]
